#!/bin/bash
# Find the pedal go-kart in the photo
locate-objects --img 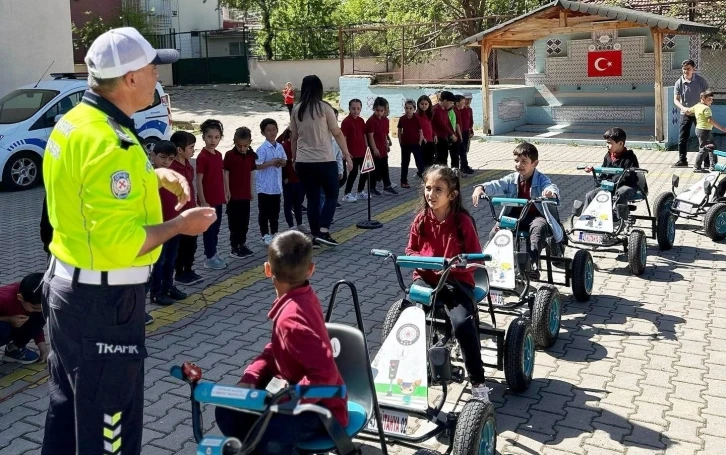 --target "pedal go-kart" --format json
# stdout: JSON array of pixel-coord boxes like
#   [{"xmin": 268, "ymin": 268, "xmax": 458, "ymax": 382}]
[
  {"xmin": 171, "ymin": 280, "xmax": 390, "ymax": 455},
  {"xmin": 567, "ymin": 165, "xmax": 658, "ymax": 275},
  {"xmin": 477, "ymin": 195, "xmax": 594, "ymax": 348},
  {"xmin": 654, "ymin": 150, "xmax": 726, "ymax": 242}
]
